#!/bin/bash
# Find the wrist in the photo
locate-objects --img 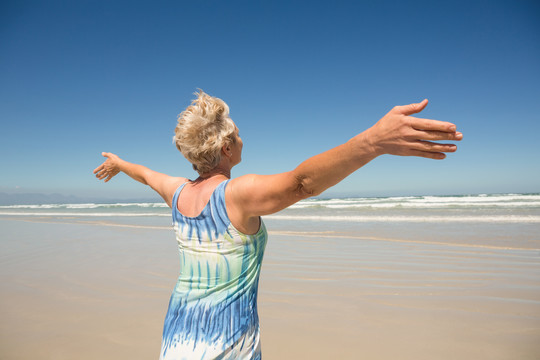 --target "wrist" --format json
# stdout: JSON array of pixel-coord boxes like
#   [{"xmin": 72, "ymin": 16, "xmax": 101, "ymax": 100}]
[
  {"xmin": 358, "ymin": 127, "xmax": 384, "ymax": 158},
  {"xmin": 116, "ymin": 158, "xmax": 128, "ymax": 171}
]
